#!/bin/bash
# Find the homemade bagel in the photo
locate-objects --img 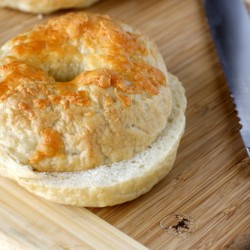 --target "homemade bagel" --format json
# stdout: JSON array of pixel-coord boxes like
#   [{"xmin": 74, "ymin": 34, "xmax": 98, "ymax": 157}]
[
  {"xmin": 0, "ymin": 0, "xmax": 99, "ymax": 14},
  {"xmin": 0, "ymin": 12, "xmax": 186, "ymax": 207}
]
